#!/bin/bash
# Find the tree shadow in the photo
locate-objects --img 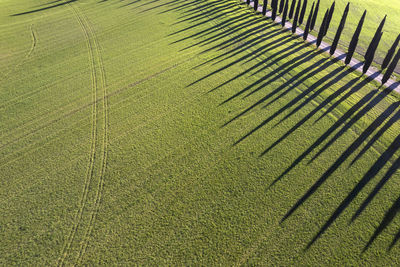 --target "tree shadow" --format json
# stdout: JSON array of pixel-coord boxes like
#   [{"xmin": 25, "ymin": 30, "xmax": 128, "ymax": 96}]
[
  {"xmin": 196, "ymin": 28, "xmax": 290, "ymax": 72},
  {"xmin": 34, "ymin": 0, "xmax": 64, "ymax": 7},
  {"xmin": 304, "ymin": 100, "xmax": 400, "ymax": 249},
  {"xmin": 309, "ymin": 75, "xmax": 385, "ymax": 163},
  {"xmin": 168, "ymin": 7, "xmax": 250, "ymax": 39},
  {"xmin": 133, "ymin": 0, "xmax": 181, "ymax": 11},
  {"xmin": 363, "ymin": 167, "xmax": 400, "ymax": 252},
  {"xmin": 266, "ymin": 70, "xmax": 374, "ymax": 187},
  {"xmin": 352, "ymin": 127, "xmax": 400, "ymax": 223},
  {"xmin": 119, "ymin": 0, "xmax": 142, "ymax": 8},
  {"xmin": 179, "ymin": 18, "xmax": 277, "ymax": 53},
  {"xmin": 271, "ymin": 60, "xmax": 359, "ymax": 129},
  {"xmin": 171, "ymin": 12, "xmax": 262, "ymax": 49},
  {"xmin": 218, "ymin": 40, "xmax": 314, "ymax": 113},
  {"xmin": 187, "ymin": 29, "xmax": 295, "ymax": 89},
  {"xmin": 351, "ymin": 109, "xmax": 400, "ymax": 167},
  {"xmin": 157, "ymin": 0, "xmax": 209, "ymax": 14},
  {"xmin": 232, "ymin": 56, "xmax": 345, "ymax": 146},
  {"xmin": 166, "ymin": 0, "xmax": 400, "ymax": 253},
  {"xmin": 139, "ymin": 0, "xmax": 400, "ymax": 253},
  {"xmin": 280, "ymin": 89, "xmax": 381, "ymax": 221},
  {"xmin": 11, "ymin": 0, "xmax": 77, "ymax": 16},
  {"xmin": 172, "ymin": 1, "xmax": 236, "ymax": 25}
]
